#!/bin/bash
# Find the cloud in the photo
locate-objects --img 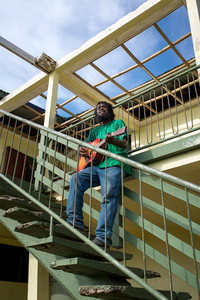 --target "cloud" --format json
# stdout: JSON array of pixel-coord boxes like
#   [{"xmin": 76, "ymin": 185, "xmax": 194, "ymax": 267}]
[{"xmin": 1, "ymin": 0, "xmax": 146, "ymax": 92}]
